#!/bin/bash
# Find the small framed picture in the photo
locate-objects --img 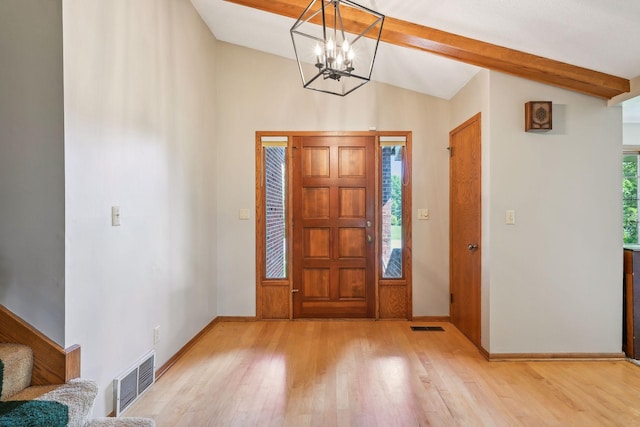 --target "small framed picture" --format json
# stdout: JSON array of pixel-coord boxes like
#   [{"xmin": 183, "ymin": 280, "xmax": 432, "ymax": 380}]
[{"xmin": 525, "ymin": 101, "xmax": 552, "ymax": 132}]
